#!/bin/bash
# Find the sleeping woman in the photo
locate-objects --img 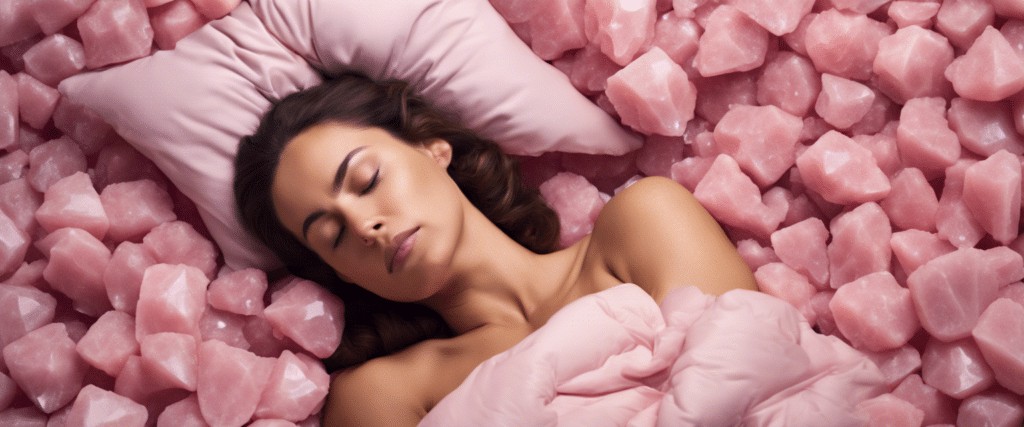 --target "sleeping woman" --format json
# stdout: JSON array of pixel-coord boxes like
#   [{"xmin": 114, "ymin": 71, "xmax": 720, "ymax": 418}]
[{"xmin": 233, "ymin": 71, "xmax": 757, "ymax": 426}]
